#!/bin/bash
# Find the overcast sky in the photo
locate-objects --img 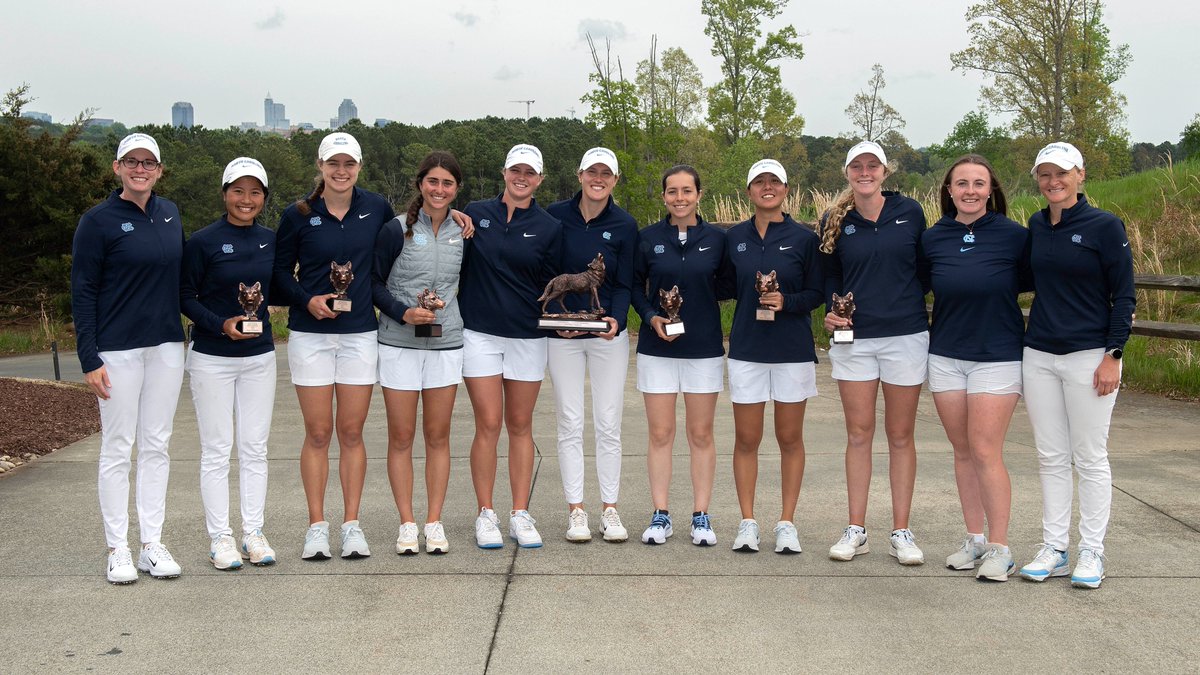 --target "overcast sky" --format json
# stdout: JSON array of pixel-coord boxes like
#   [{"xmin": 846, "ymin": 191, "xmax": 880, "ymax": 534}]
[{"xmin": 5, "ymin": 1, "xmax": 1194, "ymax": 147}]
